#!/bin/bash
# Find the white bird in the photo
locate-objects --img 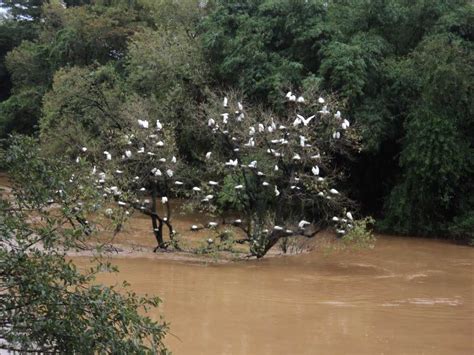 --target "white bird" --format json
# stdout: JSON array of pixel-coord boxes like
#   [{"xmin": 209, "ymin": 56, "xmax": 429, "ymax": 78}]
[
  {"xmin": 91, "ymin": 166, "xmax": 97, "ymax": 175},
  {"xmin": 208, "ymin": 118, "xmax": 215, "ymax": 127},
  {"xmin": 103, "ymin": 151, "xmax": 111, "ymax": 160},
  {"xmin": 159, "ymin": 158, "xmax": 166, "ymax": 163},
  {"xmin": 334, "ymin": 111, "xmax": 341, "ymax": 120},
  {"xmin": 75, "ymin": 156, "xmax": 80, "ymax": 163},
  {"xmin": 311, "ymin": 153, "xmax": 321, "ymax": 160},
  {"xmin": 209, "ymin": 181, "xmax": 218, "ymax": 186},
  {"xmin": 249, "ymin": 126, "xmax": 256, "ymax": 135},
  {"xmin": 346, "ymin": 212, "xmax": 353, "ymax": 220},
  {"xmin": 342, "ymin": 119, "xmax": 350, "ymax": 130},
  {"xmin": 274, "ymin": 165, "xmax": 279, "ymax": 171},
  {"xmin": 289, "ymin": 94, "xmax": 296, "ymax": 102},
  {"xmin": 171, "ymin": 156, "xmax": 177, "ymax": 163},
  {"xmin": 137, "ymin": 147, "xmax": 145, "ymax": 154},
  {"xmin": 235, "ymin": 185, "xmax": 243, "ymax": 190},
  {"xmin": 152, "ymin": 168, "xmax": 162, "ymax": 176},
  {"xmin": 330, "ymin": 188, "xmax": 339, "ymax": 195},
  {"xmin": 292, "ymin": 154, "xmax": 301, "ymax": 160},
  {"xmin": 156, "ymin": 141, "xmax": 164, "ymax": 147},
  {"xmin": 285, "ymin": 91, "xmax": 292, "ymax": 99},
  {"xmin": 274, "ymin": 185, "xmax": 280, "ymax": 197},
  {"xmin": 205, "ymin": 194, "xmax": 214, "ymax": 200},
  {"xmin": 205, "ymin": 151, "xmax": 212, "ymax": 159},
  {"xmin": 156, "ymin": 120, "xmax": 162, "ymax": 130},
  {"xmin": 318, "ymin": 97, "xmax": 325, "ymax": 104},
  {"xmin": 293, "ymin": 116, "xmax": 302, "ymax": 126},
  {"xmin": 208, "ymin": 222, "xmax": 218, "ymax": 228},
  {"xmin": 332, "ymin": 216, "xmax": 339, "ymax": 221},
  {"xmin": 147, "ymin": 152, "xmax": 155, "ymax": 156},
  {"xmin": 139, "ymin": 187, "xmax": 146, "ymax": 192},
  {"xmin": 248, "ymin": 160, "xmax": 257, "ymax": 169},
  {"xmin": 237, "ymin": 112, "xmax": 245, "ymax": 121},
  {"xmin": 125, "ymin": 150, "xmax": 132, "ymax": 158},
  {"xmin": 262, "ymin": 181, "xmax": 270, "ymax": 186},
  {"xmin": 225, "ymin": 159, "xmax": 238, "ymax": 167},
  {"xmin": 81, "ymin": 147, "xmax": 87, "ymax": 152},
  {"xmin": 273, "ymin": 225, "xmax": 284, "ymax": 231},
  {"xmin": 166, "ymin": 169, "xmax": 174, "ymax": 177},
  {"xmin": 258, "ymin": 123, "xmax": 265, "ymax": 132},
  {"xmin": 244, "ymin": 137, "xmax": 255, "ymax": 147},
  {"xmin": 115, "ymin": 170, "xmax": 123, "ymax": 174},
  {"xmin": 257, "ymin": 171, "xmax": 265, "ymax": 176},
  {"xmin": 221, "ymin": 113, "xmax": 229, "ymax": 124},
  {"xmin": 175, "ymin": 181, "xmax": 184, "ymax": 185},
  {"xmin": 207, "ymin": 238, "xmax": 214, "ymax": 244},
  {"xmin": 223, "ymin": 97, "xmax": 228, "ymax": 107},
  {"xmin": 191, "ymin": 225, "xmax": 199, "ymax": 231},
  {"xmin": 138, "ymin": 119, "xmax": 149, "ymax": 129},
  {"xmin": 299, "ymin": 135, "xmax": 306, "ymax": 147},
  {"xmin": 298, "ymin": 220, "xmax": 311, "ymax": 229},
  {"xmin": 238, "ymin": 102, "xmax": 243, "ymax": 111},
  {"xmin": 297, "ymin": 96, "xmax": 305, "ymax": 103},
  {"xmin": 192, "ymin": 187, "xmax": 201, "ymax": 192},
  {"xmin": 161, "ymin": 196, "xmax": 168, "ymax": 204},
  {"xmin": 318, "ymin": 105, "xmax": 330, "ymax": 115},
  {"xmin": 234, "ymin": 219, "xmax": 242, "ymax": 224},
  {"xmin": 312, "ymin": 166, "xmax": 320, "ymax": 176},
  {"xmin": 332, "ymin": 131, "xmax": 341, "ymax": 139}
]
